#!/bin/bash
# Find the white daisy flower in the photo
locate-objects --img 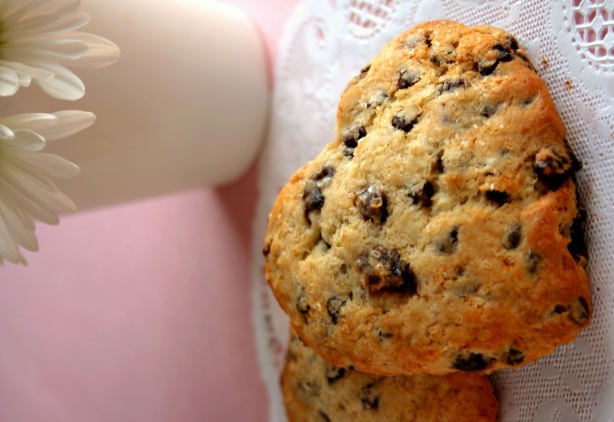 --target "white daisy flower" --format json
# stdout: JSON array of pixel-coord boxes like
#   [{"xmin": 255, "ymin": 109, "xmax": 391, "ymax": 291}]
[
  {"xmin": 0, "ymin": 0, "xmax": 120, "ymax": 100},
  {"xmin": 0, "ymin": 110, "xmax": 94, "ymax": 264}
]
